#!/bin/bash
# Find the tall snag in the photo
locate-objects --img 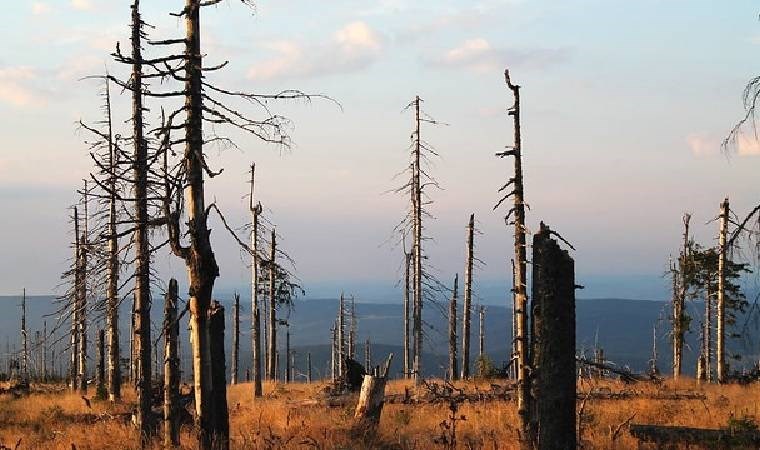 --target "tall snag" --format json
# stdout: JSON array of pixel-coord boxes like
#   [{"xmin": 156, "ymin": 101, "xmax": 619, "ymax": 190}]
[
  {"xmin": 497, "ymin": 70, "xmax": 530, "ymax": 445},
  {"xmin": 164, "ymin": 279, "xmax": 180, "ymax": 448},
  {"xmin": 250, "ymin": 164, "xmax": 263, "ymax": 397},
  {"xmin": 462, "ymin": 213, "xmax": 475, "ymax": 379},
  {"xmin": 403, "ymin": 251, "xmax": 411, "ymax": 379},
  {"xmin": 673, "ymin": 213, "xmax": 690, "ymax": 379},
  {"xmin": 717, "ymin": 198, "xmax": 729, "ymax": 383},
  {"xmin": 448, "ymin": 274, "xmax": 459, "ymax": 381},
  {"xmin": 231, "ymin": 293, "xmax": 240, "ymax": 384}
]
